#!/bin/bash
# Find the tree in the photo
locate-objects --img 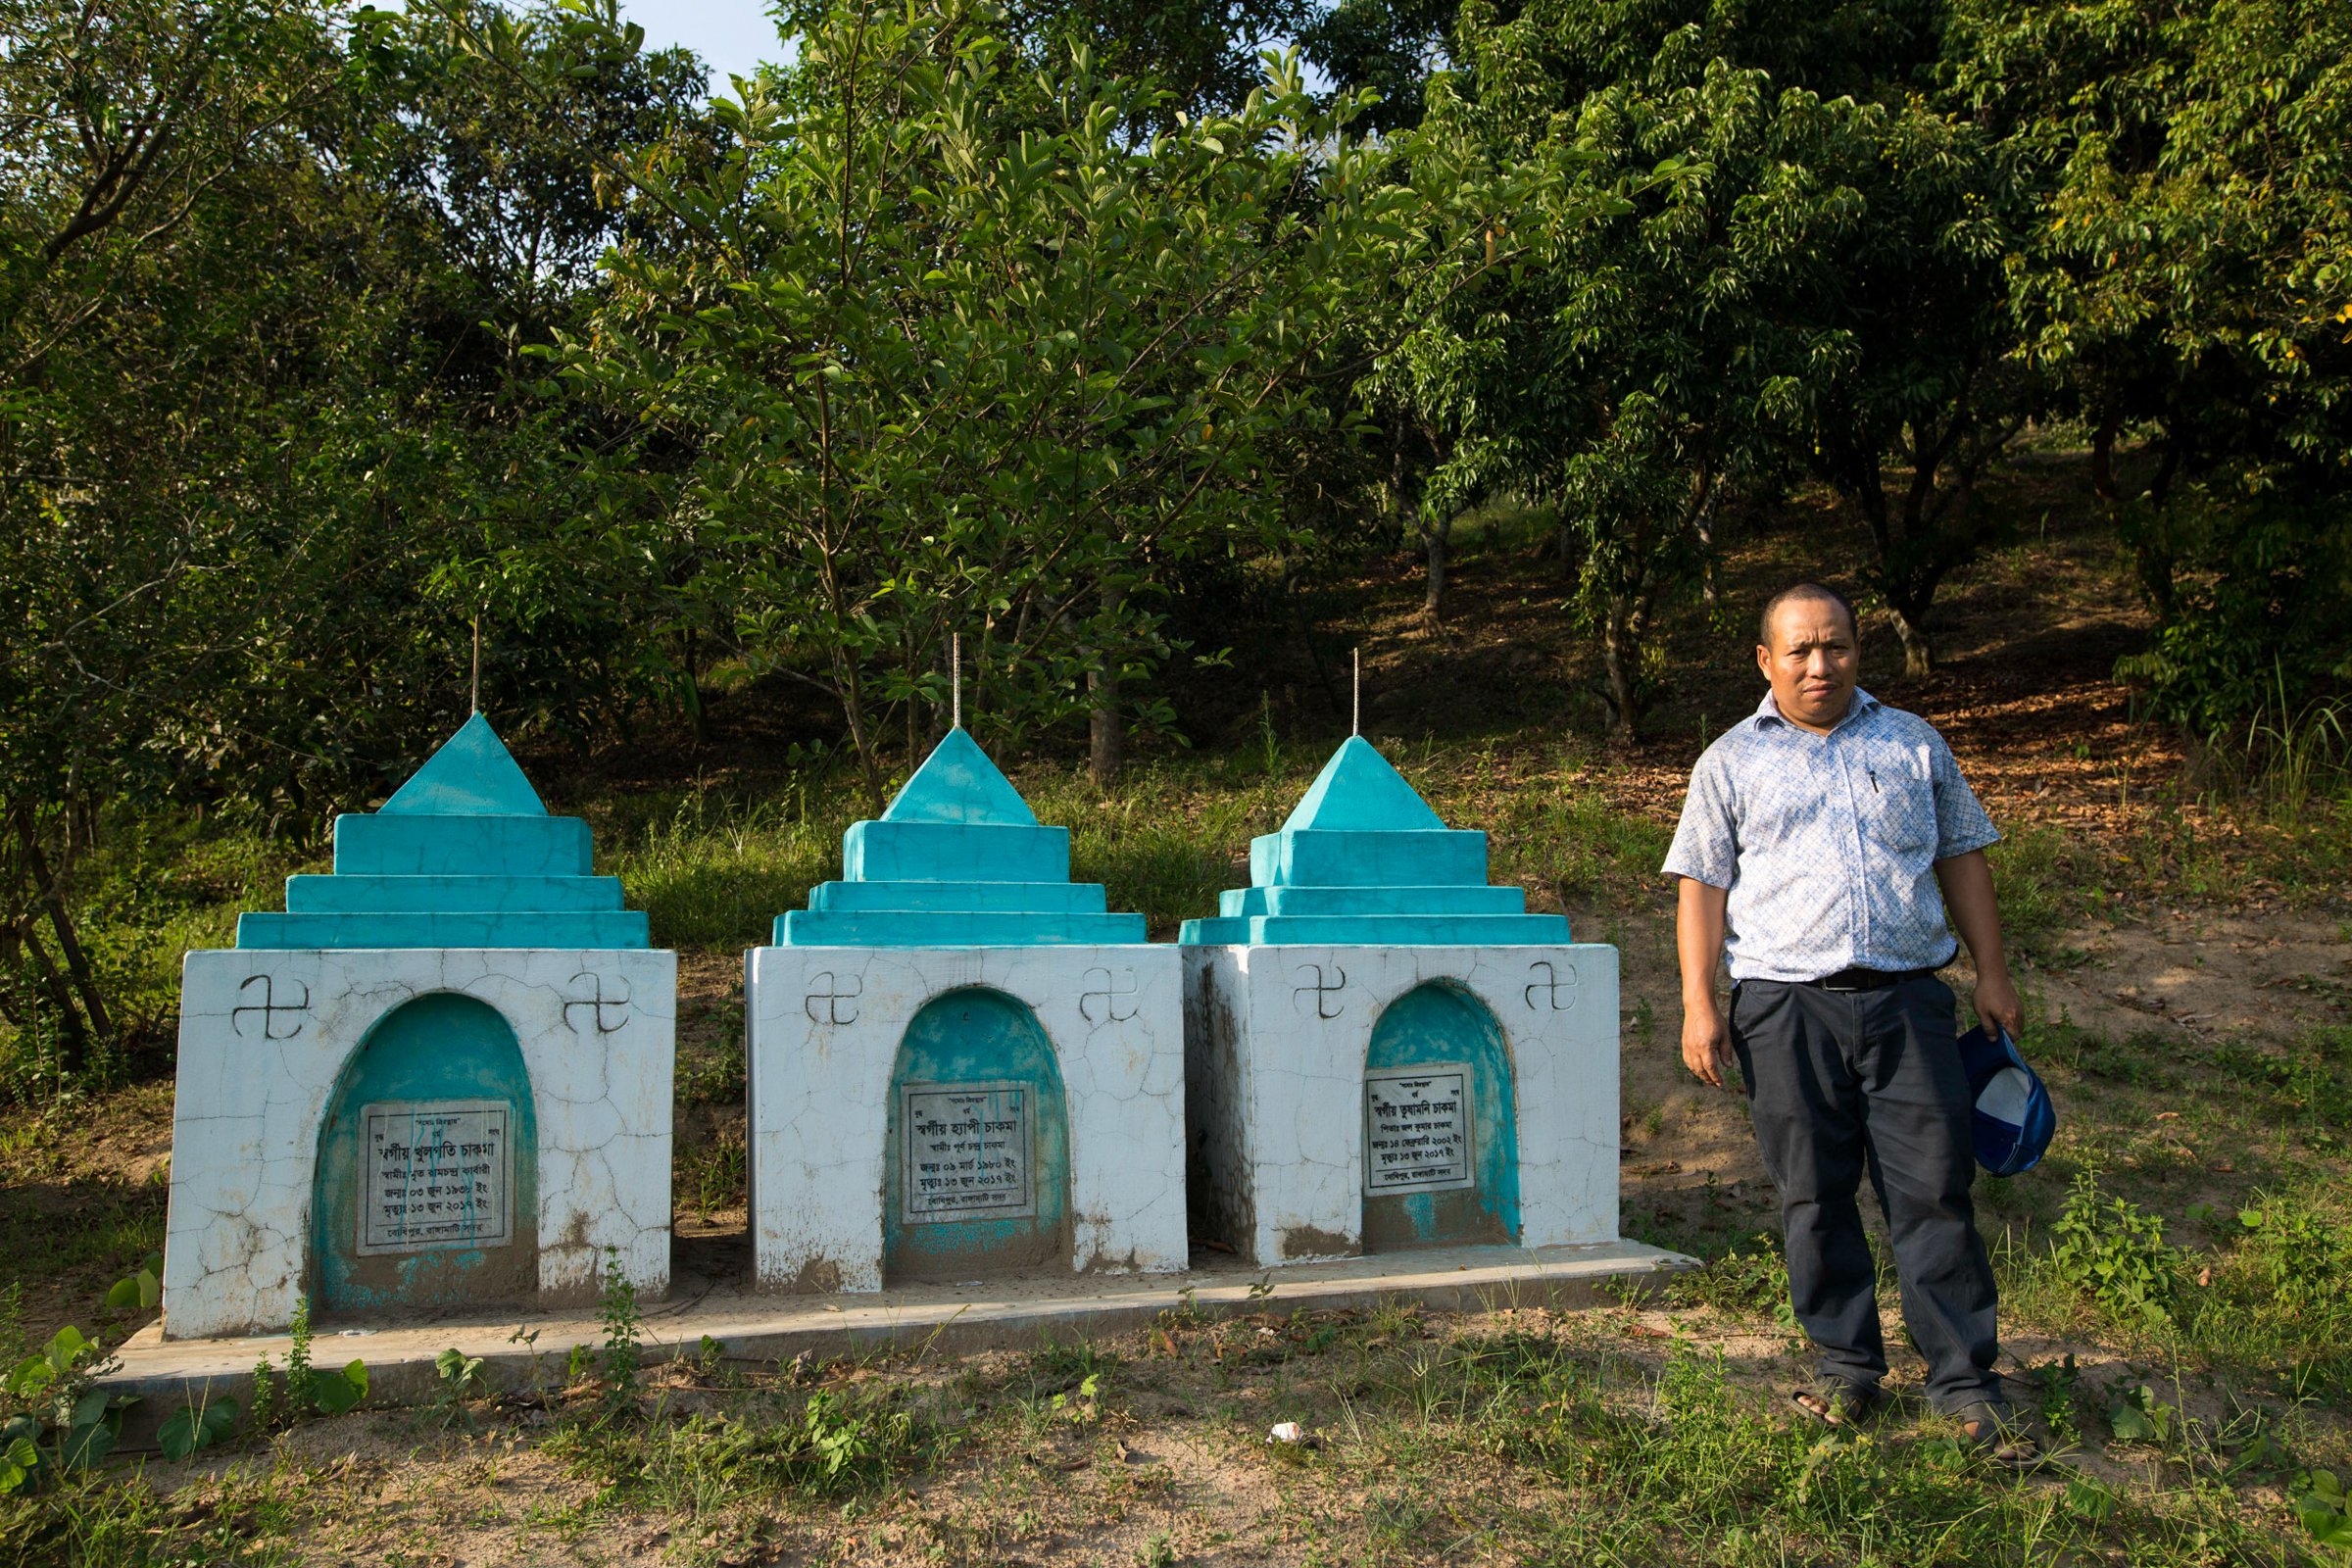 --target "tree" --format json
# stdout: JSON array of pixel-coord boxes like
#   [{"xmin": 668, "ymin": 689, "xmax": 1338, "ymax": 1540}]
[
  {"xmin": 0, "ymin": 0, "xmax": 362, "ymax": 1061},
  {"xmin": 1374, "ymin": 3, "xmax": 1947, "ymax": 733},
  {"xmin": 0, "ymin": 0, "xmax": 714, "ymax": 1060},
  {"xmin": 553, "ymin": 0, "xmax": 1441, "ymax": 800},
  {"xmin": 1953, "ymin": 0, "xmax": 2352, "ymax": 732},
  {"xmin": 1299, "ymin": 0, "xmax": 1457, "ymax": 136}
]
